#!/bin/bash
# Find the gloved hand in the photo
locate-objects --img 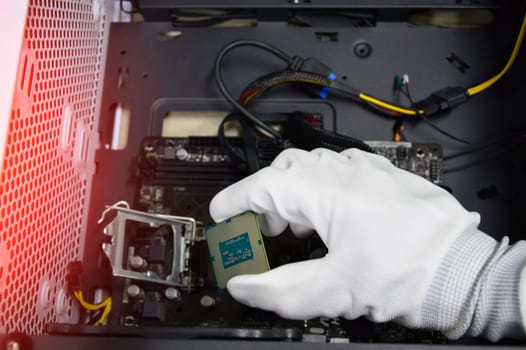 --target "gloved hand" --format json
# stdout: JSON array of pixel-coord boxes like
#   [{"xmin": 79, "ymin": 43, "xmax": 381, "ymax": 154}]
[{"xmin": 209, "ymin": 148, "xmax": 490, "ymax": 330}]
